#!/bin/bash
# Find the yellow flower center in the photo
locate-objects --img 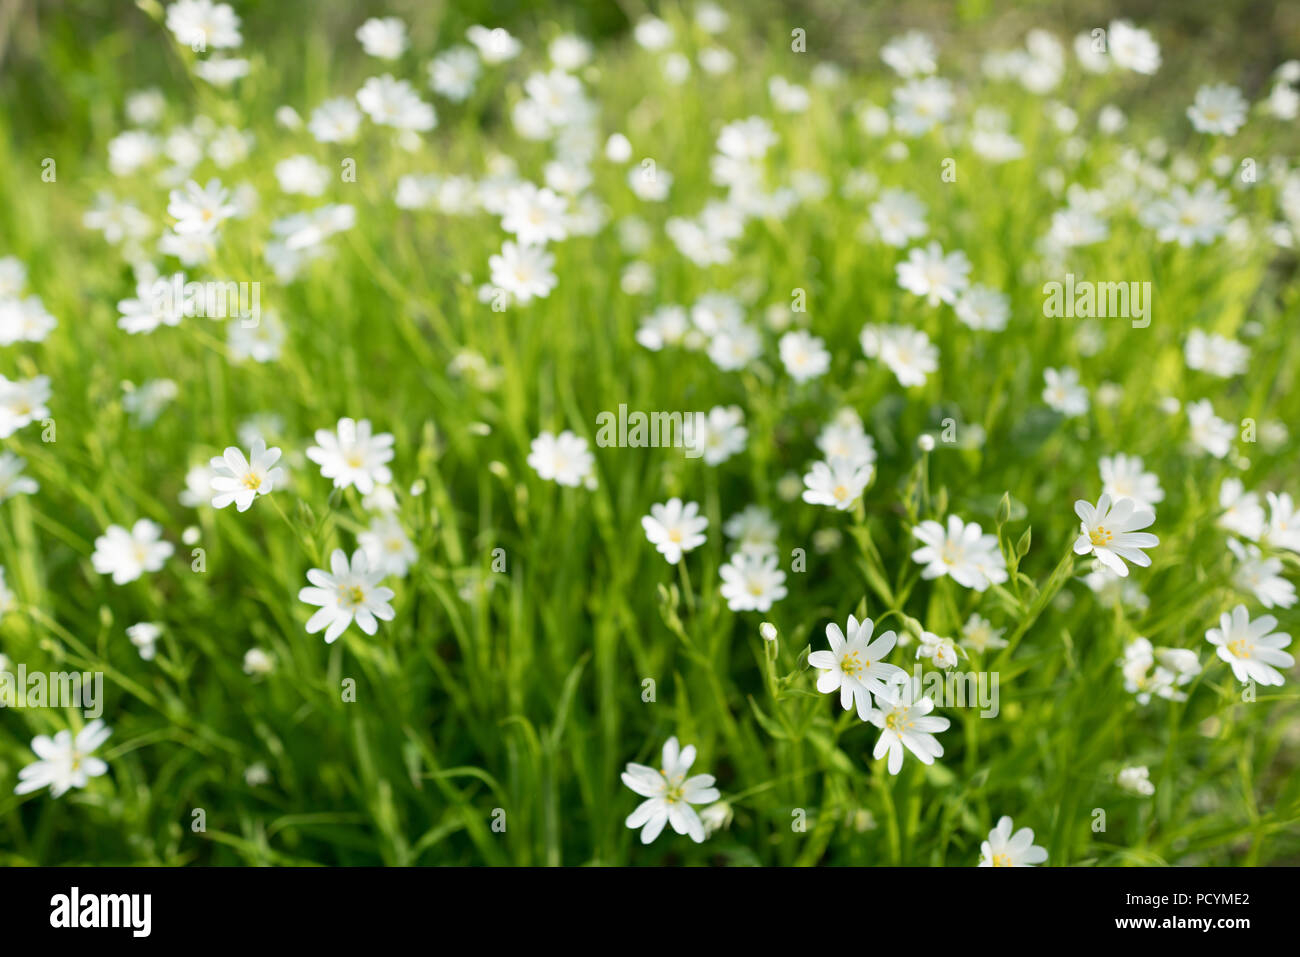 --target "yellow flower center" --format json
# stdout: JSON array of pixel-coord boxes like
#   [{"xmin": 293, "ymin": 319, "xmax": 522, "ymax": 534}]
[
  {"xmin": 242, "ymin": 472, "xmax": 262, "ymax": 490},
  {"xmin": 1089, "ymin": 525, "xmax": 1114, "ymax": 547},
  {"xmin": 841, "ymin": 650, "xmax": 867, "ymax": 677},
  {"xmin": 337, "ymin": 585, "xmax": 366, "ymax": 607},
  {"xmin": 992, "ymin": 853, "xmax": 1012, "ymax": 867},
  {"xmin": 1227, "ymin": 638, "xmax": 1249, "ymax": 658},
  {"xmin": 833, "ymin": 484, "xmax": 848, "ymax": 500}
]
